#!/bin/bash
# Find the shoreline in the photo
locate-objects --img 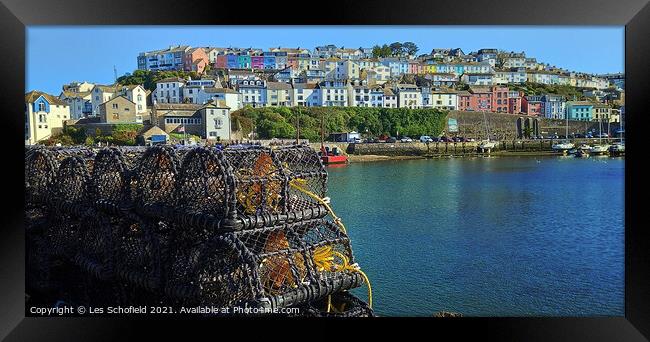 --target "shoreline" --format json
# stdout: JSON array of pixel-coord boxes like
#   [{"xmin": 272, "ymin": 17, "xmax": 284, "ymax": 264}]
[{"xmin": 346, "ymin": 151, "xmax": 623, "ymax": 163}]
